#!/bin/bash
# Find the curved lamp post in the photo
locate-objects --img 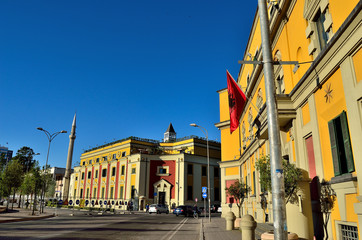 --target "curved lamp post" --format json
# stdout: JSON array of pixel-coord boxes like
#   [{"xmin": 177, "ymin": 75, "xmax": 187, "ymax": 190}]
[
  {"xmin": 37, "ymin": 127, "xmax": 67, "ymax": 213},
  {"xmin": 190, "ymin": 123, "xmax": 211, "ymax": 223}
]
